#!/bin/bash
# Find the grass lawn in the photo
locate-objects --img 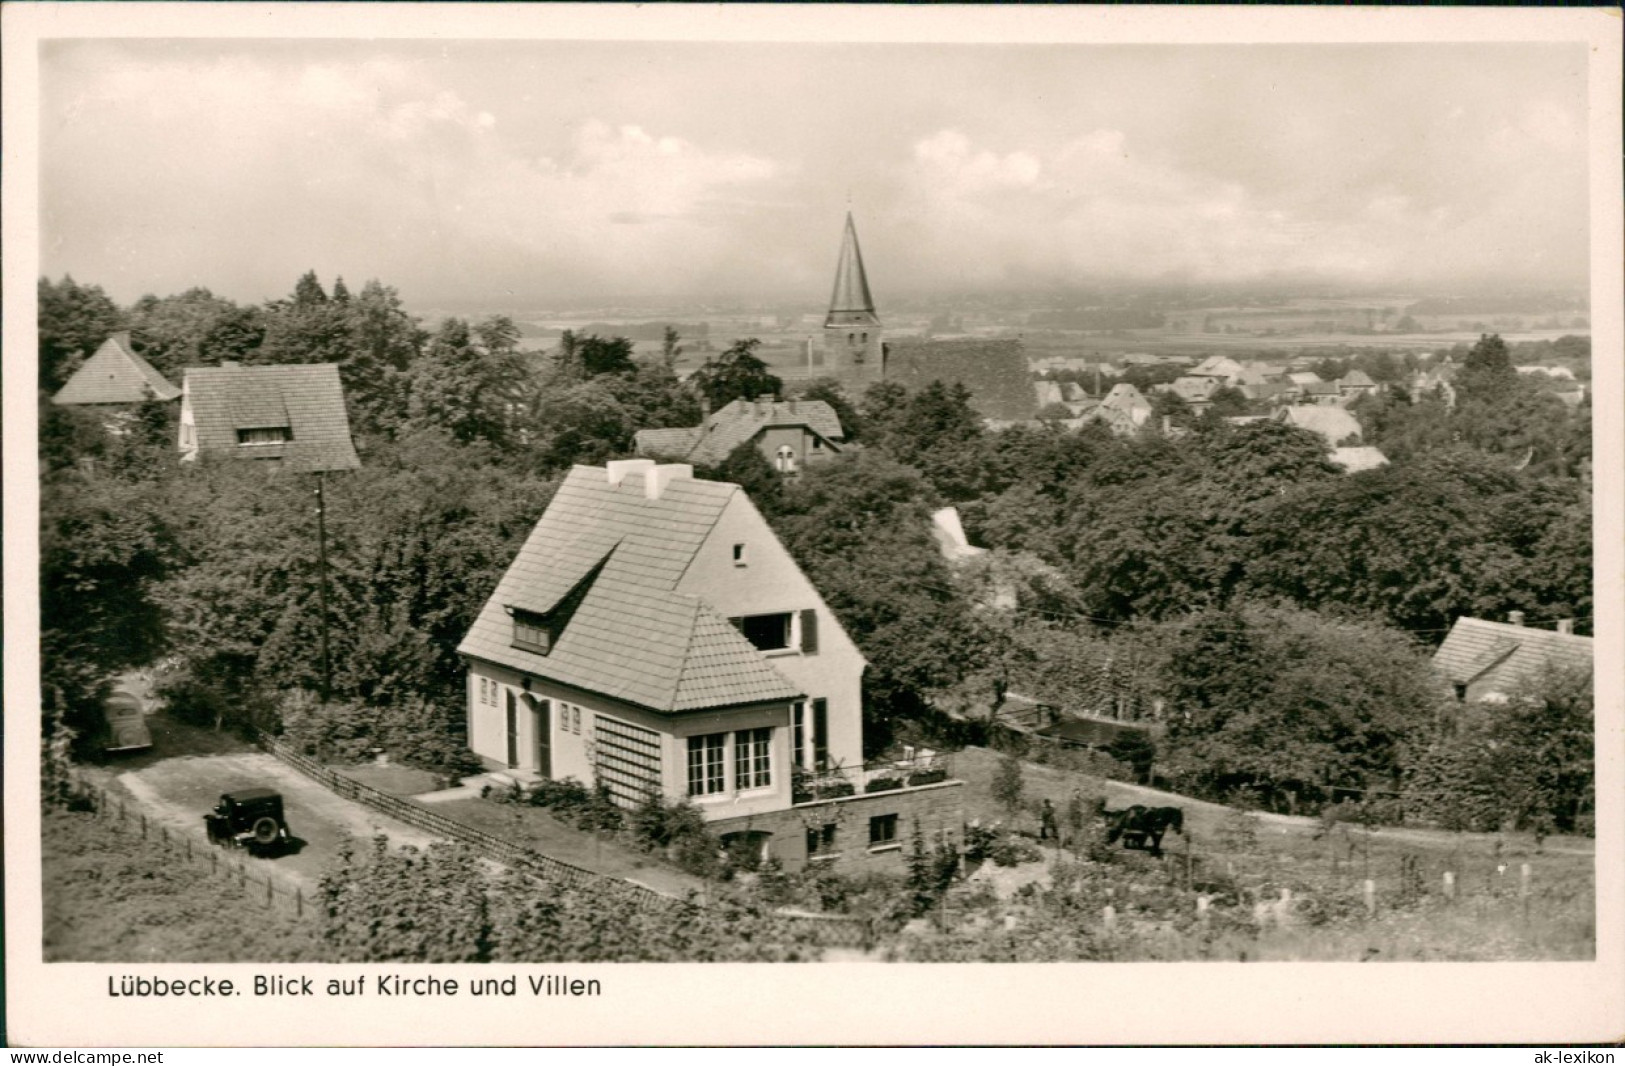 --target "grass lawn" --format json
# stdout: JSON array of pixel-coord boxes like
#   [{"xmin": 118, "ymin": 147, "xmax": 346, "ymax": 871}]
[
  {"xmin": 336, "ymin": 762, "xmax": 445, "ymax": 797},
  {"xmin": 43, "ymin": 805, "xmax": 321, "ymax": 962},
  {"xmin": 420, "ymin": 797, "xmax": 706, "ymax": 899}
]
